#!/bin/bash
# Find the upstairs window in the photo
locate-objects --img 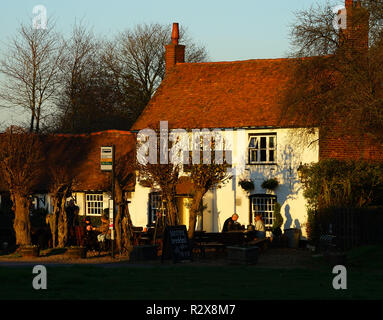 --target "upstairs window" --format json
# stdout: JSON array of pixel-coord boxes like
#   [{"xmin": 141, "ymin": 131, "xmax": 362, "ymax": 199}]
[{"xmin": 248, "ymin": 134, "xmax": 276, "ymax": 164}]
